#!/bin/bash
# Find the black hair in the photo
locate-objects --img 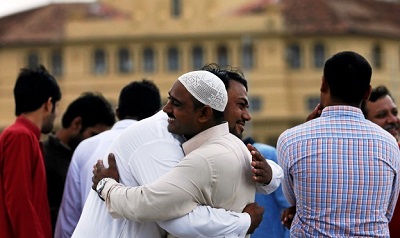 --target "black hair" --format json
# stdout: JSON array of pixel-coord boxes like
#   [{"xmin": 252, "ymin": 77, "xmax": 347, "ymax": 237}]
[
  {"xmin": 14, "ymin": 65, "xmax": 62, "ymax": 116},
  {"xmin": 61, "ymin": 92, "xmax": 115, "ymax": 130},
  {"xmin": 361, "ymin": 85, "xmax": 394, "ymax": 118},
  {"xmin": 323, "ymin": 51, "xmax": 372, "ymax": 104},
  {"xmin": 199, "ymin": 63, "xmax": 249, "ymax": 121},
  {"xmin": 117, "ymin": 79, "xmax": 161, "ymax": 120}
]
